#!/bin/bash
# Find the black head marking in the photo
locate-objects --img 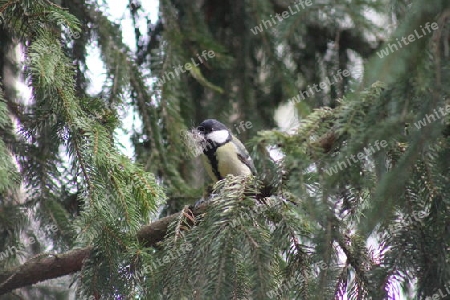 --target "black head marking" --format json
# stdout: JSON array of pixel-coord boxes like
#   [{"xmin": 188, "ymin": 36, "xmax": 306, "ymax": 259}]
[{"xmin": 197, "ymin": 119, "xmax": 228, "ymax": 135}]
